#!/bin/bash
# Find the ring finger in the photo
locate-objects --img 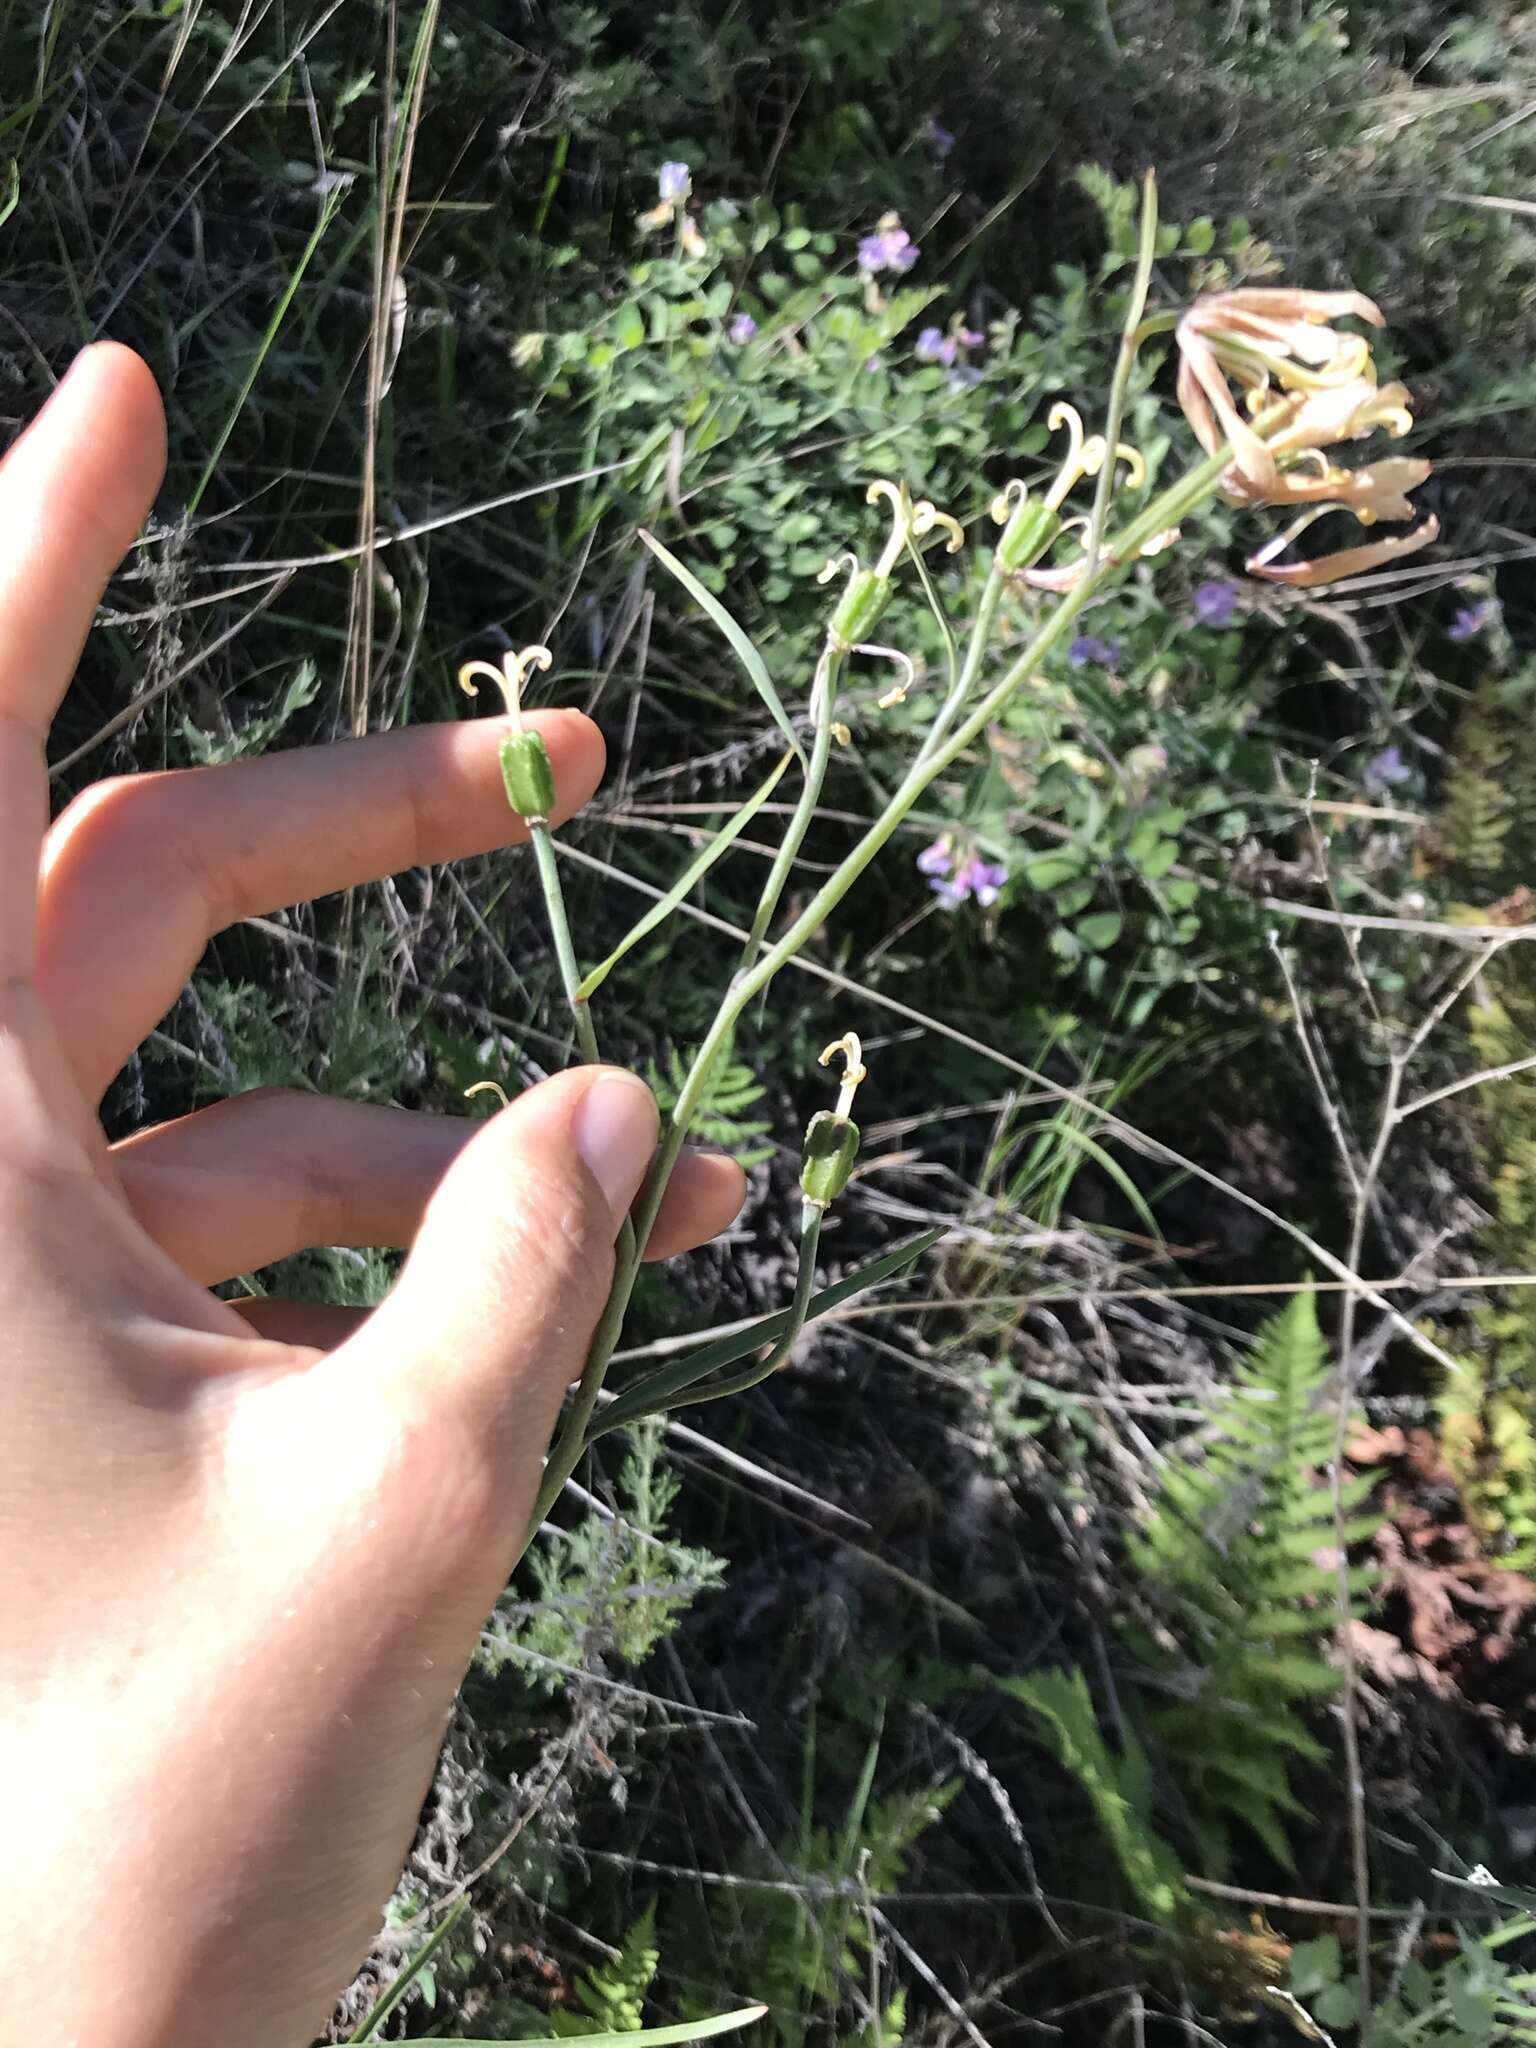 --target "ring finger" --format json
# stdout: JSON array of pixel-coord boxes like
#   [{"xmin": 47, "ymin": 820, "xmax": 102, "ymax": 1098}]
[{"xmin": 113, "ymin": 1089, "xmax": 748, "ymax": 1287}]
